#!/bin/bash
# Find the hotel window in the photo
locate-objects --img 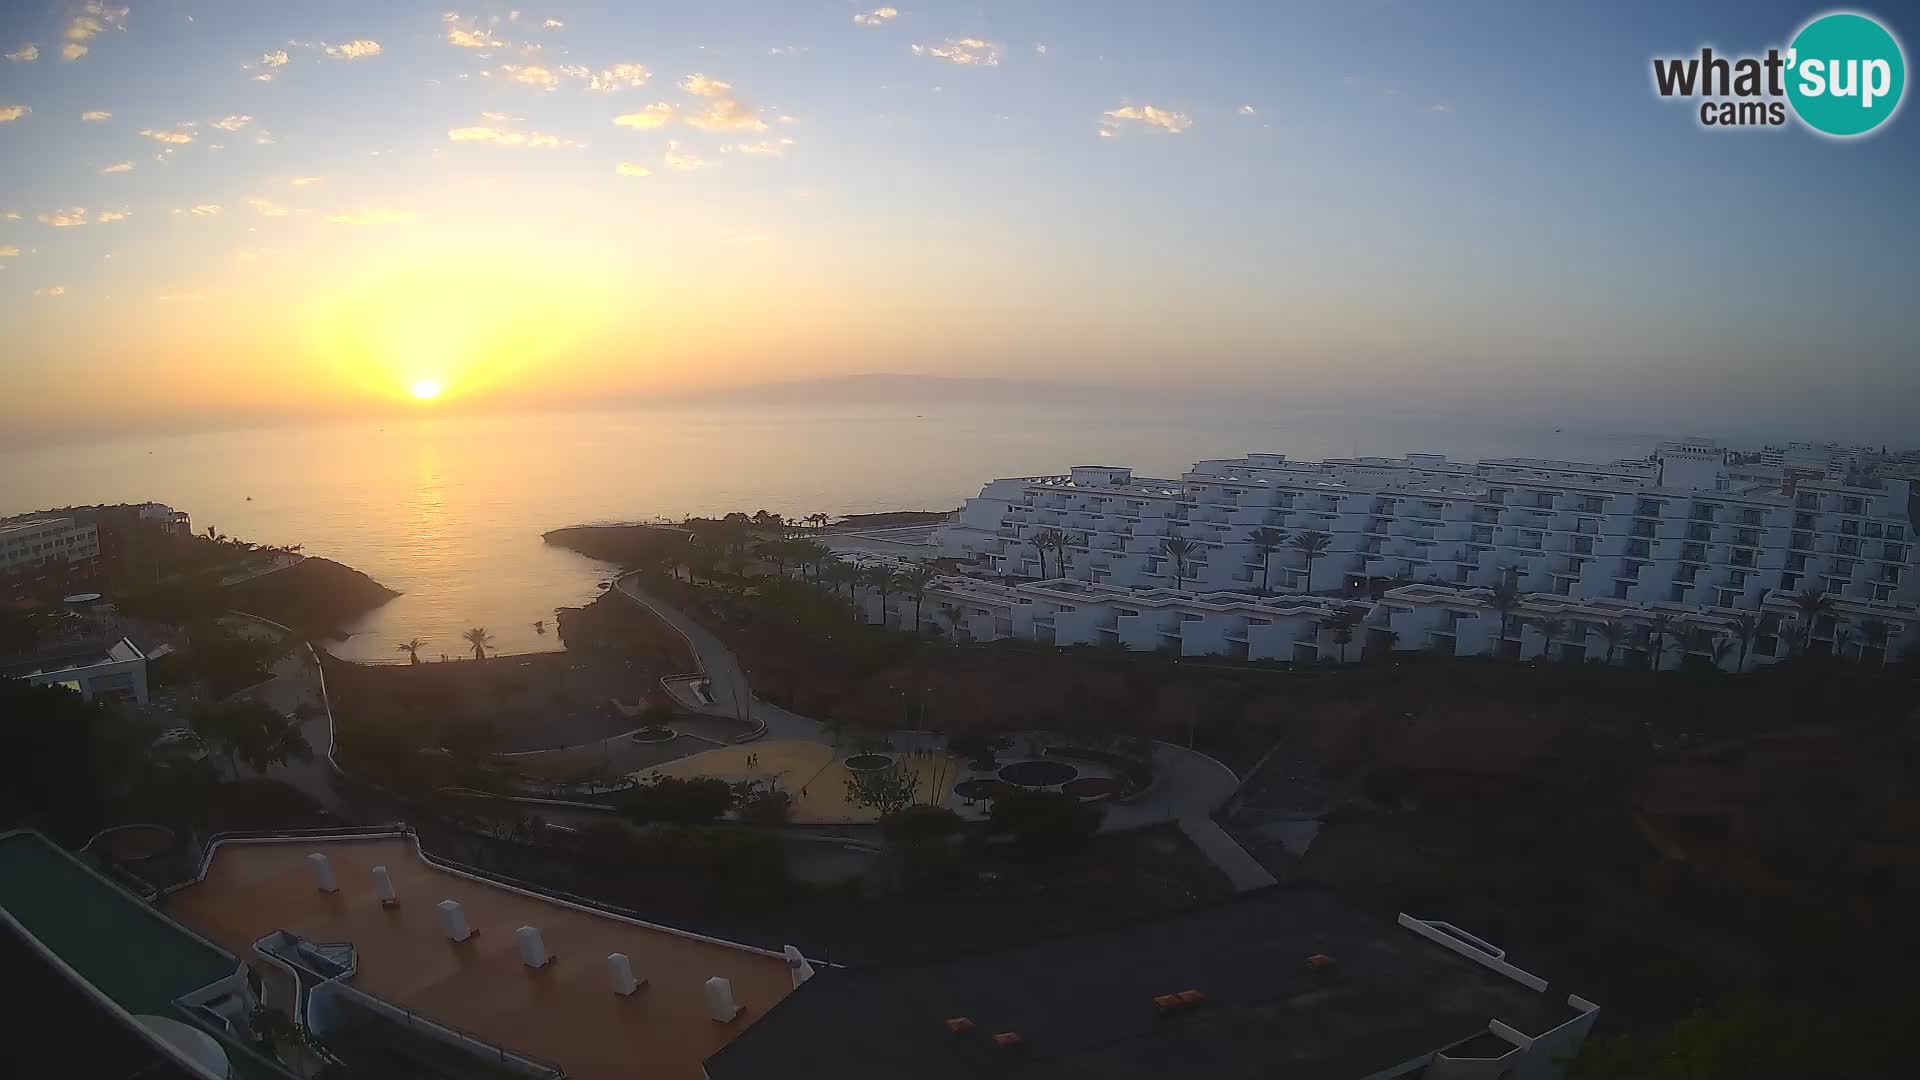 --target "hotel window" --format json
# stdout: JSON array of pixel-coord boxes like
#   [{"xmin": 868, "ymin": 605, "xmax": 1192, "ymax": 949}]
[
  {"xmin": 1836, "ymin": 538, "xmax": 1859, "ymax": 556},
  {"xmin": 1797, "ymin": 493, "xmax": 1819, "ymax": 510},
  {"xmin": 1833, "ymin": 559, "xmax": 1855, "ymax": 576},
  {"xmin": 1890, "ymin": 524, "xmax": 1907, "ymax": 541},
  {"xmin": 1843, "ymin": 497, "xmax": 1864, "ymax": 515},
  {"xmin": 1535, "ymin": 493, "xmax": 1554, "ymax": 508},
  {"xmin": 1781, "ymin": 572, "xmax": 1800, "ymax": 590},
  {"xmin": 1841, "ymin": 519, "xmax": 1859, "ymax": 535},
  {"xmin": 1740, "ymin": 509, "xmax": 1764, "ymax": 526},
  {"xmin": 1687, "ymin": 523, "xmax": 1710, "ymax": 542}
]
